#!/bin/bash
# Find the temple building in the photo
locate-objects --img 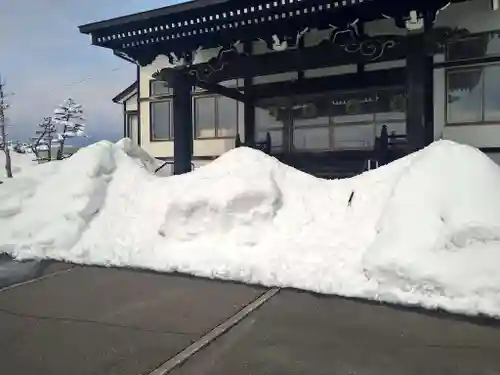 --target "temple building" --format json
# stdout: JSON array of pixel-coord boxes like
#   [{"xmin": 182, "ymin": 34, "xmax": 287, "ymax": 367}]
[{"xmin": 80, "ymin": 0, "xmax": 500, "ymax": 177}]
